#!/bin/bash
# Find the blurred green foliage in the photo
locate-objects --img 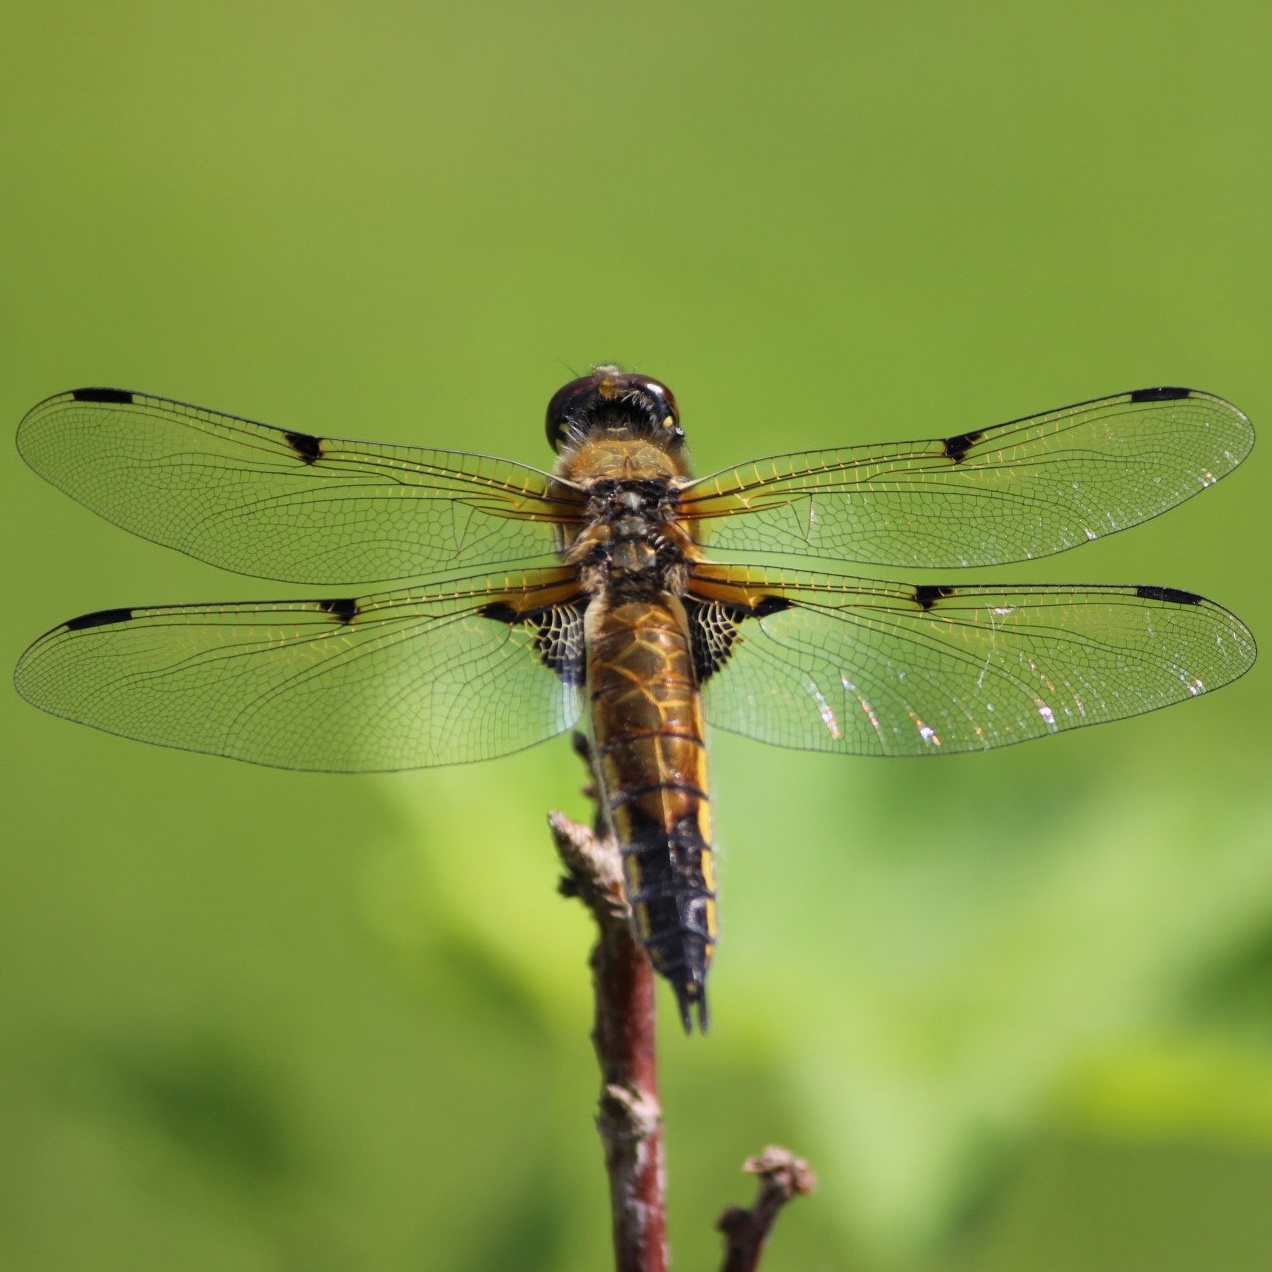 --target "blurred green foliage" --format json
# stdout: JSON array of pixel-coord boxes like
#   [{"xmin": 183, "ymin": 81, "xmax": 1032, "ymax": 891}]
[{"xmin": 3, "ymin": 1, "xmax": 1272, "ymax": 1268}]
